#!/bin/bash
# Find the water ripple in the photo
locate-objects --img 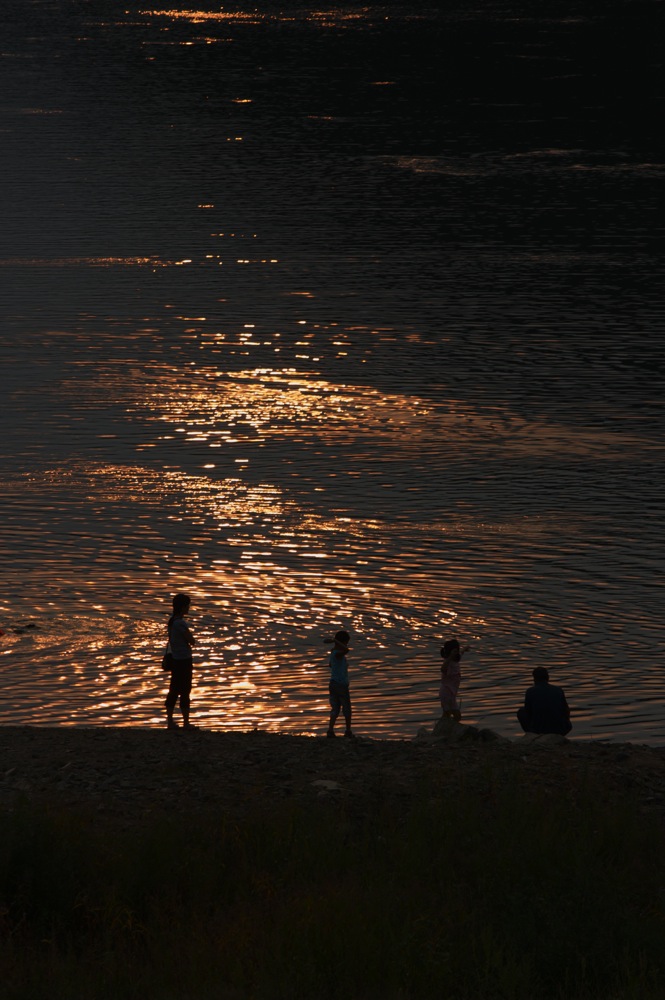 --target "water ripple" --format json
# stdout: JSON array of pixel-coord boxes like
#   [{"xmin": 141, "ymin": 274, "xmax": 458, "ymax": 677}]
[{"xmin": 1, "ymin": 0, "xmax": 663, "ymax": 742}]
